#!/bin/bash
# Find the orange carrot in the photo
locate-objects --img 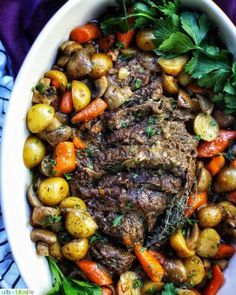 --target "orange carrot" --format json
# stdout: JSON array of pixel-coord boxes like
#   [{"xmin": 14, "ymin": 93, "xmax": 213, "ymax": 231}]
[
  {"xmin": 230, "ymin": 159, "xmax": 236, "ymax": 168},
  {"xmin": 102, "ymin": 287, "xmax": 113, "ymax": 295},
  {"xmin": 60, "ymin": 91, "xmax": 73, "ymax": 114},
  {"xmin": 71, "ymin": 98, "xmax": 107, "ymax": 123},
  {"xmin": 198, "ymin": 130, "xmax": 236, "ymax": 158},
  {"xmin": 184, "ymin": 191, "xmax": 207, "ymax": 218},
  {"xmin": 206, "ymin": 153, "xmax": 225, "ymax": 176},
  {"xmin": 188, "ymin": 82, "xmax": 212, "ymax": 96},
  {"xmin": 117, "ymin": 30, "xmax": 135, "ymax": 48},
  {"xmin": 148, "ymin": 250, "xmax": 166, "ymax": 266},
  {"xmin": 73, "ymin": 136, "xmax": 87, "ymax": 149},
  {"xmin": 203, "ymin": 265, "xmax": 224, "ymax": 295},
  {"xmin": 70, "ymin": 23, "xmax": 100, "ymax": 44},
  {"xmin": 51, "ymin": 79, "xmax": 61, "ymax": 88},
  {"xmin": 134, "ymin": 244, "xmax": 165, "ymax": 282},
  {"xmin": 98, "ymin": 34, "xmax": 116, "ymax": 51},
  {"xmin": 227, "ymin": 190, "xmax": 236, "ymax": 204},
  {"xmin": 213, "ymin": 243, "xmax": 235, "ymax": 259},
  {"xmin": 76, "ymin": 260, "xmax": 112, "ymax": 286},
  {"xmin": 53, "ymin": 142, "xmax": 76, "ymax": 177}
]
